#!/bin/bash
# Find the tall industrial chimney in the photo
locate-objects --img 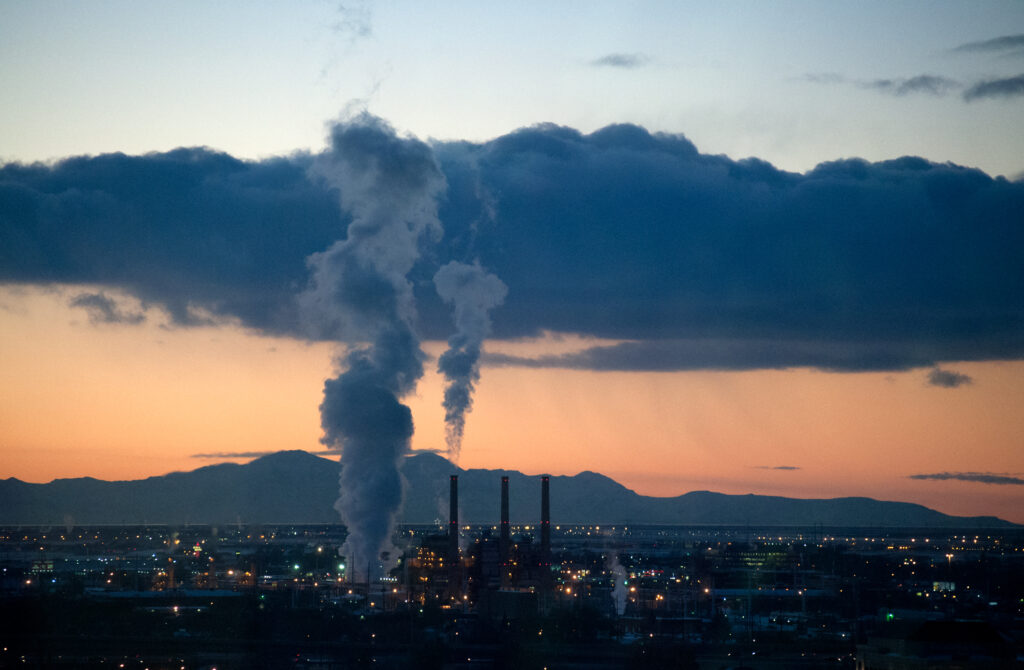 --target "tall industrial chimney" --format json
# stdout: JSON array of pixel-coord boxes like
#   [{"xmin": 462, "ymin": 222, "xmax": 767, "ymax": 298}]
[
  {"xmin": 448, "ymin": 475, "xmax": 460, "ymax": 597},
  {"xmin": 449, "ymin": 475, "xmax": 459, "ymax": 562},
  {"xmin": 500, "ymin": 476, "xmax": 510, "ymax": 586},
  {"xmin": 541, "ymin": 475, "xmax": 551, "ymax": 584}
]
